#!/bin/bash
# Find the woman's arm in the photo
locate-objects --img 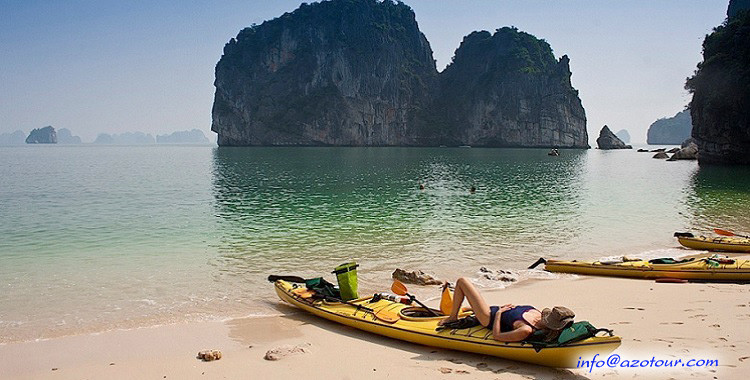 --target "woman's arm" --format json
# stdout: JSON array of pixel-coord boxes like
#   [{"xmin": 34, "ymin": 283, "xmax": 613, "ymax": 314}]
[{"xmin": 492, "ymin": 325, "xmax": 533, "ymax": 342}]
